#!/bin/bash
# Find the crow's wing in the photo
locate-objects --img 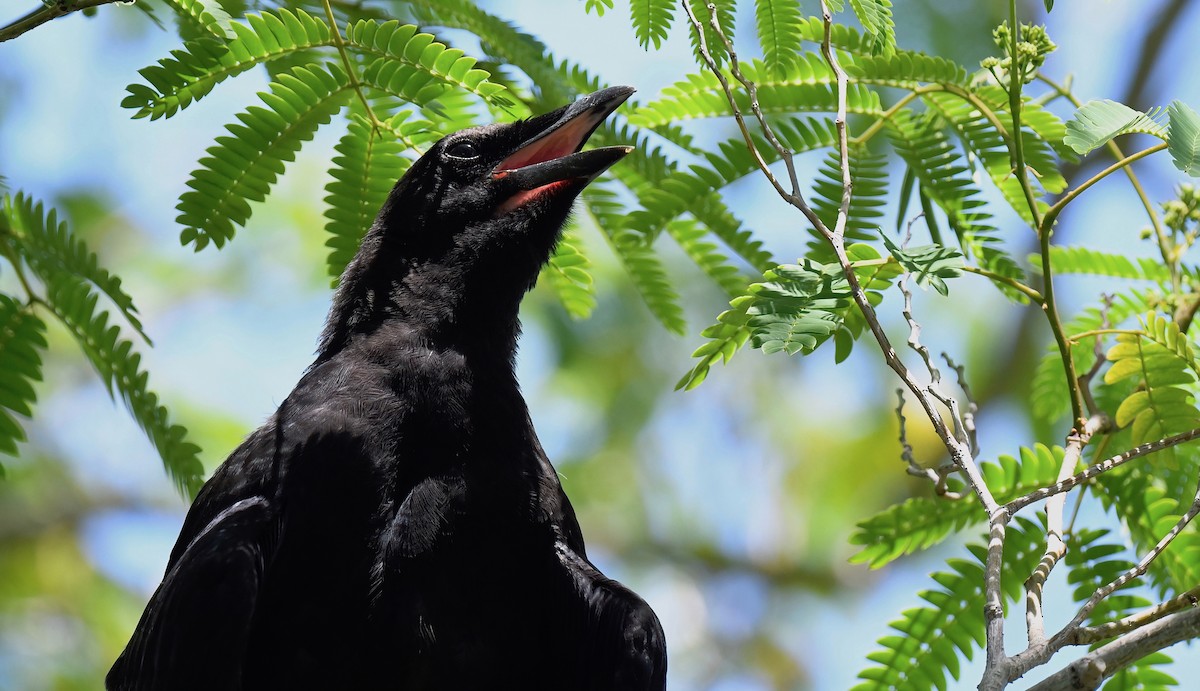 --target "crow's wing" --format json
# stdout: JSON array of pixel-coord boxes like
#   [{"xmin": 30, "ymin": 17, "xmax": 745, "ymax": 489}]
[
  {"xmin": 554, "ymin": 540, "xmax": 668, "ymax": 691},
  {"xmin": 105, "ymin": 496, "xmax": 277, "ymax": 691}
]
